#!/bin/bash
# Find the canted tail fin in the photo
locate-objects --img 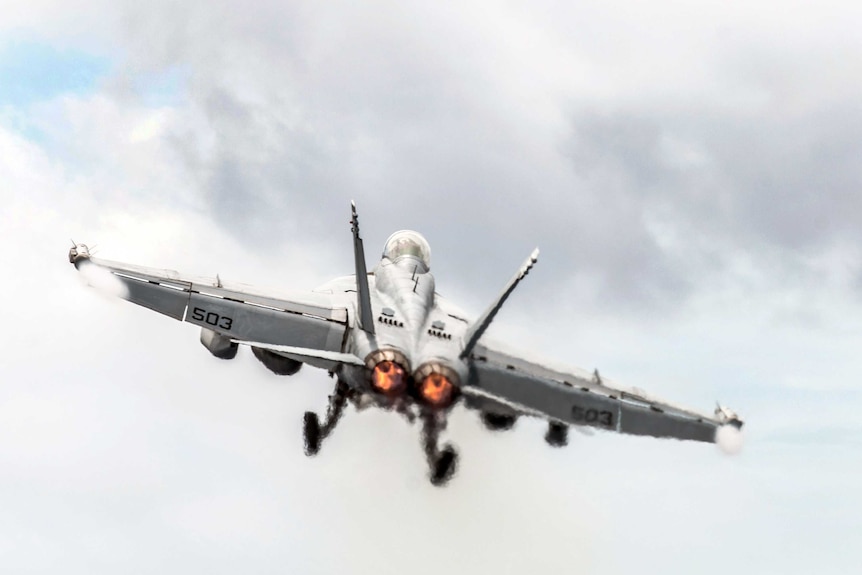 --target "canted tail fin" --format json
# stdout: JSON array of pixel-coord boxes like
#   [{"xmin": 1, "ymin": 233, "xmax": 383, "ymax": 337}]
[
  {"xmin": 460, "ymin": 248, "xmax": 539, "ymax": 360},
  {"xmin": 350, "ymin": 201, "xmax": 375, "ymax": 335}
]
